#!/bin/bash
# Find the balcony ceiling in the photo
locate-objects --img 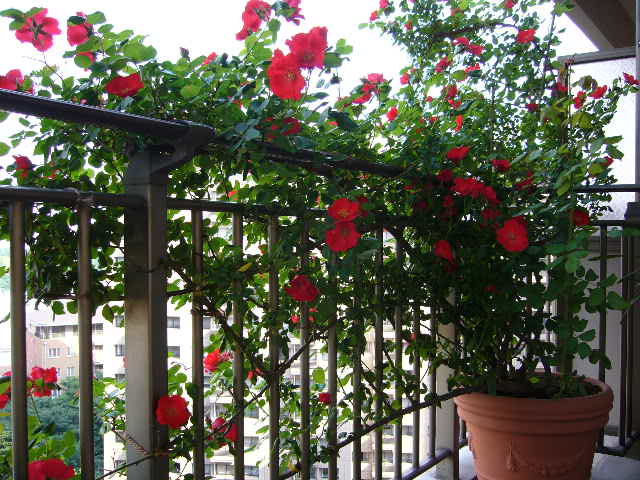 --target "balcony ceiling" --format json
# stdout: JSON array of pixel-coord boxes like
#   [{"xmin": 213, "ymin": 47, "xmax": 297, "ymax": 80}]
[{"xmin": 562, "ymin": 0, "xmax": 635, "ymax": 49}]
